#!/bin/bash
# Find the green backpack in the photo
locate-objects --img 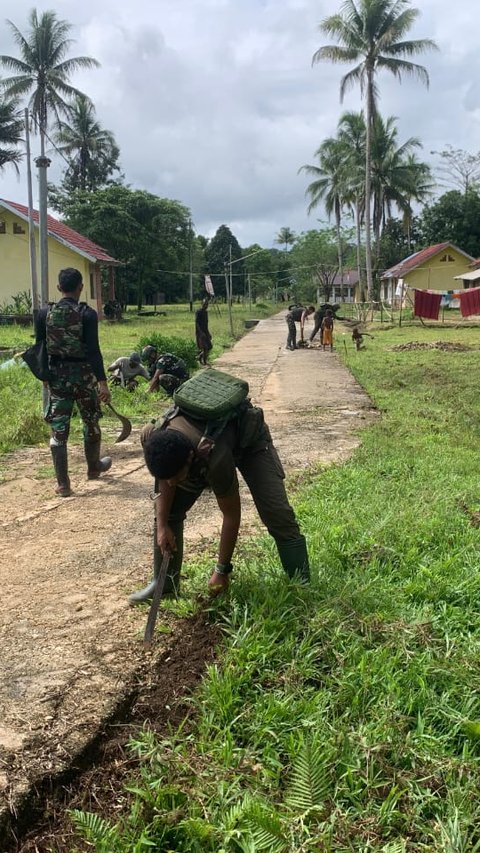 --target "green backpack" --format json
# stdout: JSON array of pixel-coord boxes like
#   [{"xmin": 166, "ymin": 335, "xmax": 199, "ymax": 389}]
[
  {"xmin": 154, "ymin": 369, "xmax": 250, "ymax": 458},
  {"xmin": 173, "ymin": 368, "xmax": 249, "ymax": 420}
]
